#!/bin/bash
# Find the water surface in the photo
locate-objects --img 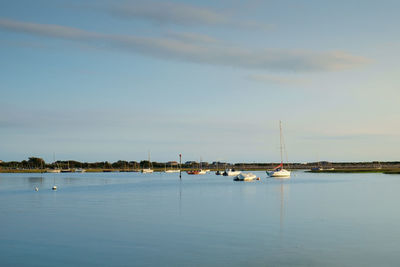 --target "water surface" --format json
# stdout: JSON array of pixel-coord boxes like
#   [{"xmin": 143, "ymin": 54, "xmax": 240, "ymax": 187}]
[{"xmin": 1, "ymin": 171, "xmax": 399, "ymax": 266}]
